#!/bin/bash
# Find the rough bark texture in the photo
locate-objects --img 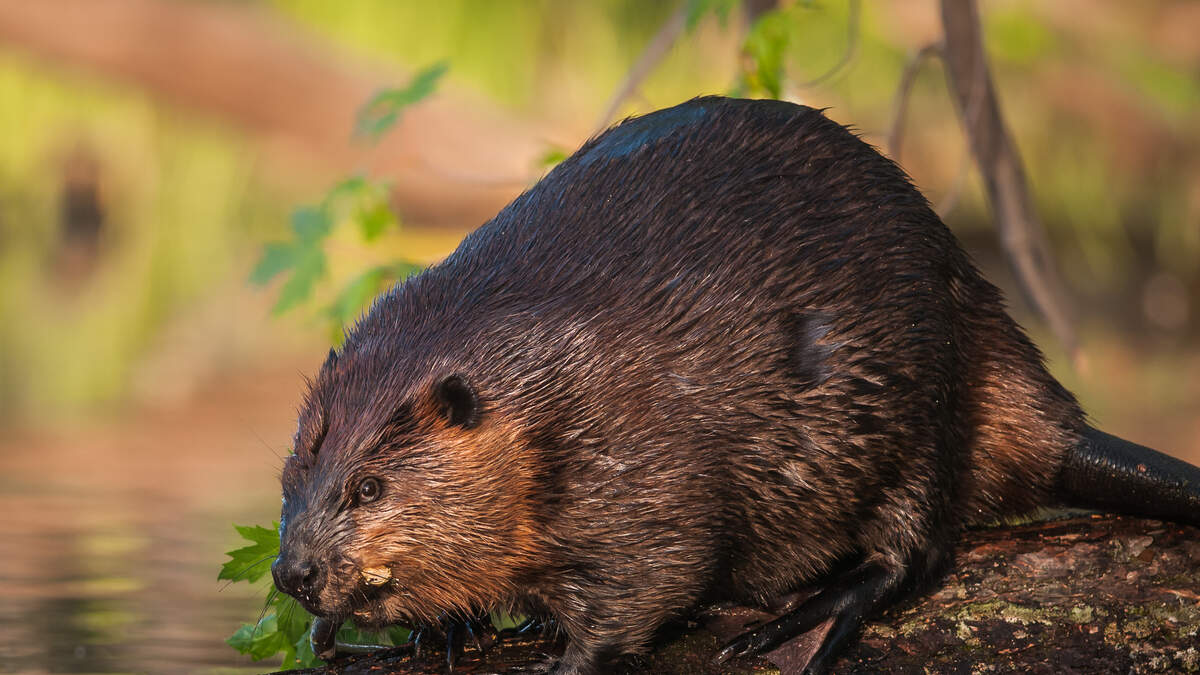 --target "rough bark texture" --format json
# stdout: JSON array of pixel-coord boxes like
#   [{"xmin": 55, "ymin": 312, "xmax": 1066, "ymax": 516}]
[{"xmin": 279, "ymin": 515, "xmax": 1200, "ymax": 674}]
